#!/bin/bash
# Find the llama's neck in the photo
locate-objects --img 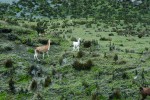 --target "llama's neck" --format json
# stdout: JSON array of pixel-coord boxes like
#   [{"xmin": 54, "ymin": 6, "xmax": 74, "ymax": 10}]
[
  {"xmin": 78, "ymin": 40, "xmax": 80, "ymax": 45},
  {"xmin": 78, "ymin": 39, "xmax": 80, "ymax": 44},
  {"xmin": 48, "ymin": 42, "xmax": 50, "ymax": 50}
]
